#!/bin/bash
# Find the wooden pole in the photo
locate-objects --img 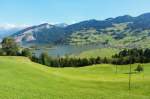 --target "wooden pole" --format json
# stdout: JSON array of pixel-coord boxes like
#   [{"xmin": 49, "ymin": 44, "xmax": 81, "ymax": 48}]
[
  {"xmin": 116, "ymin": 63, "xmax": 118, "ymax": 74},
  {"xmin": 129, "ymin": 63, "xmax": 131, "ymax": 90},
  {"xmin": 129, "ymin": 57, "xmax": 132, "ymax": 90}
]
